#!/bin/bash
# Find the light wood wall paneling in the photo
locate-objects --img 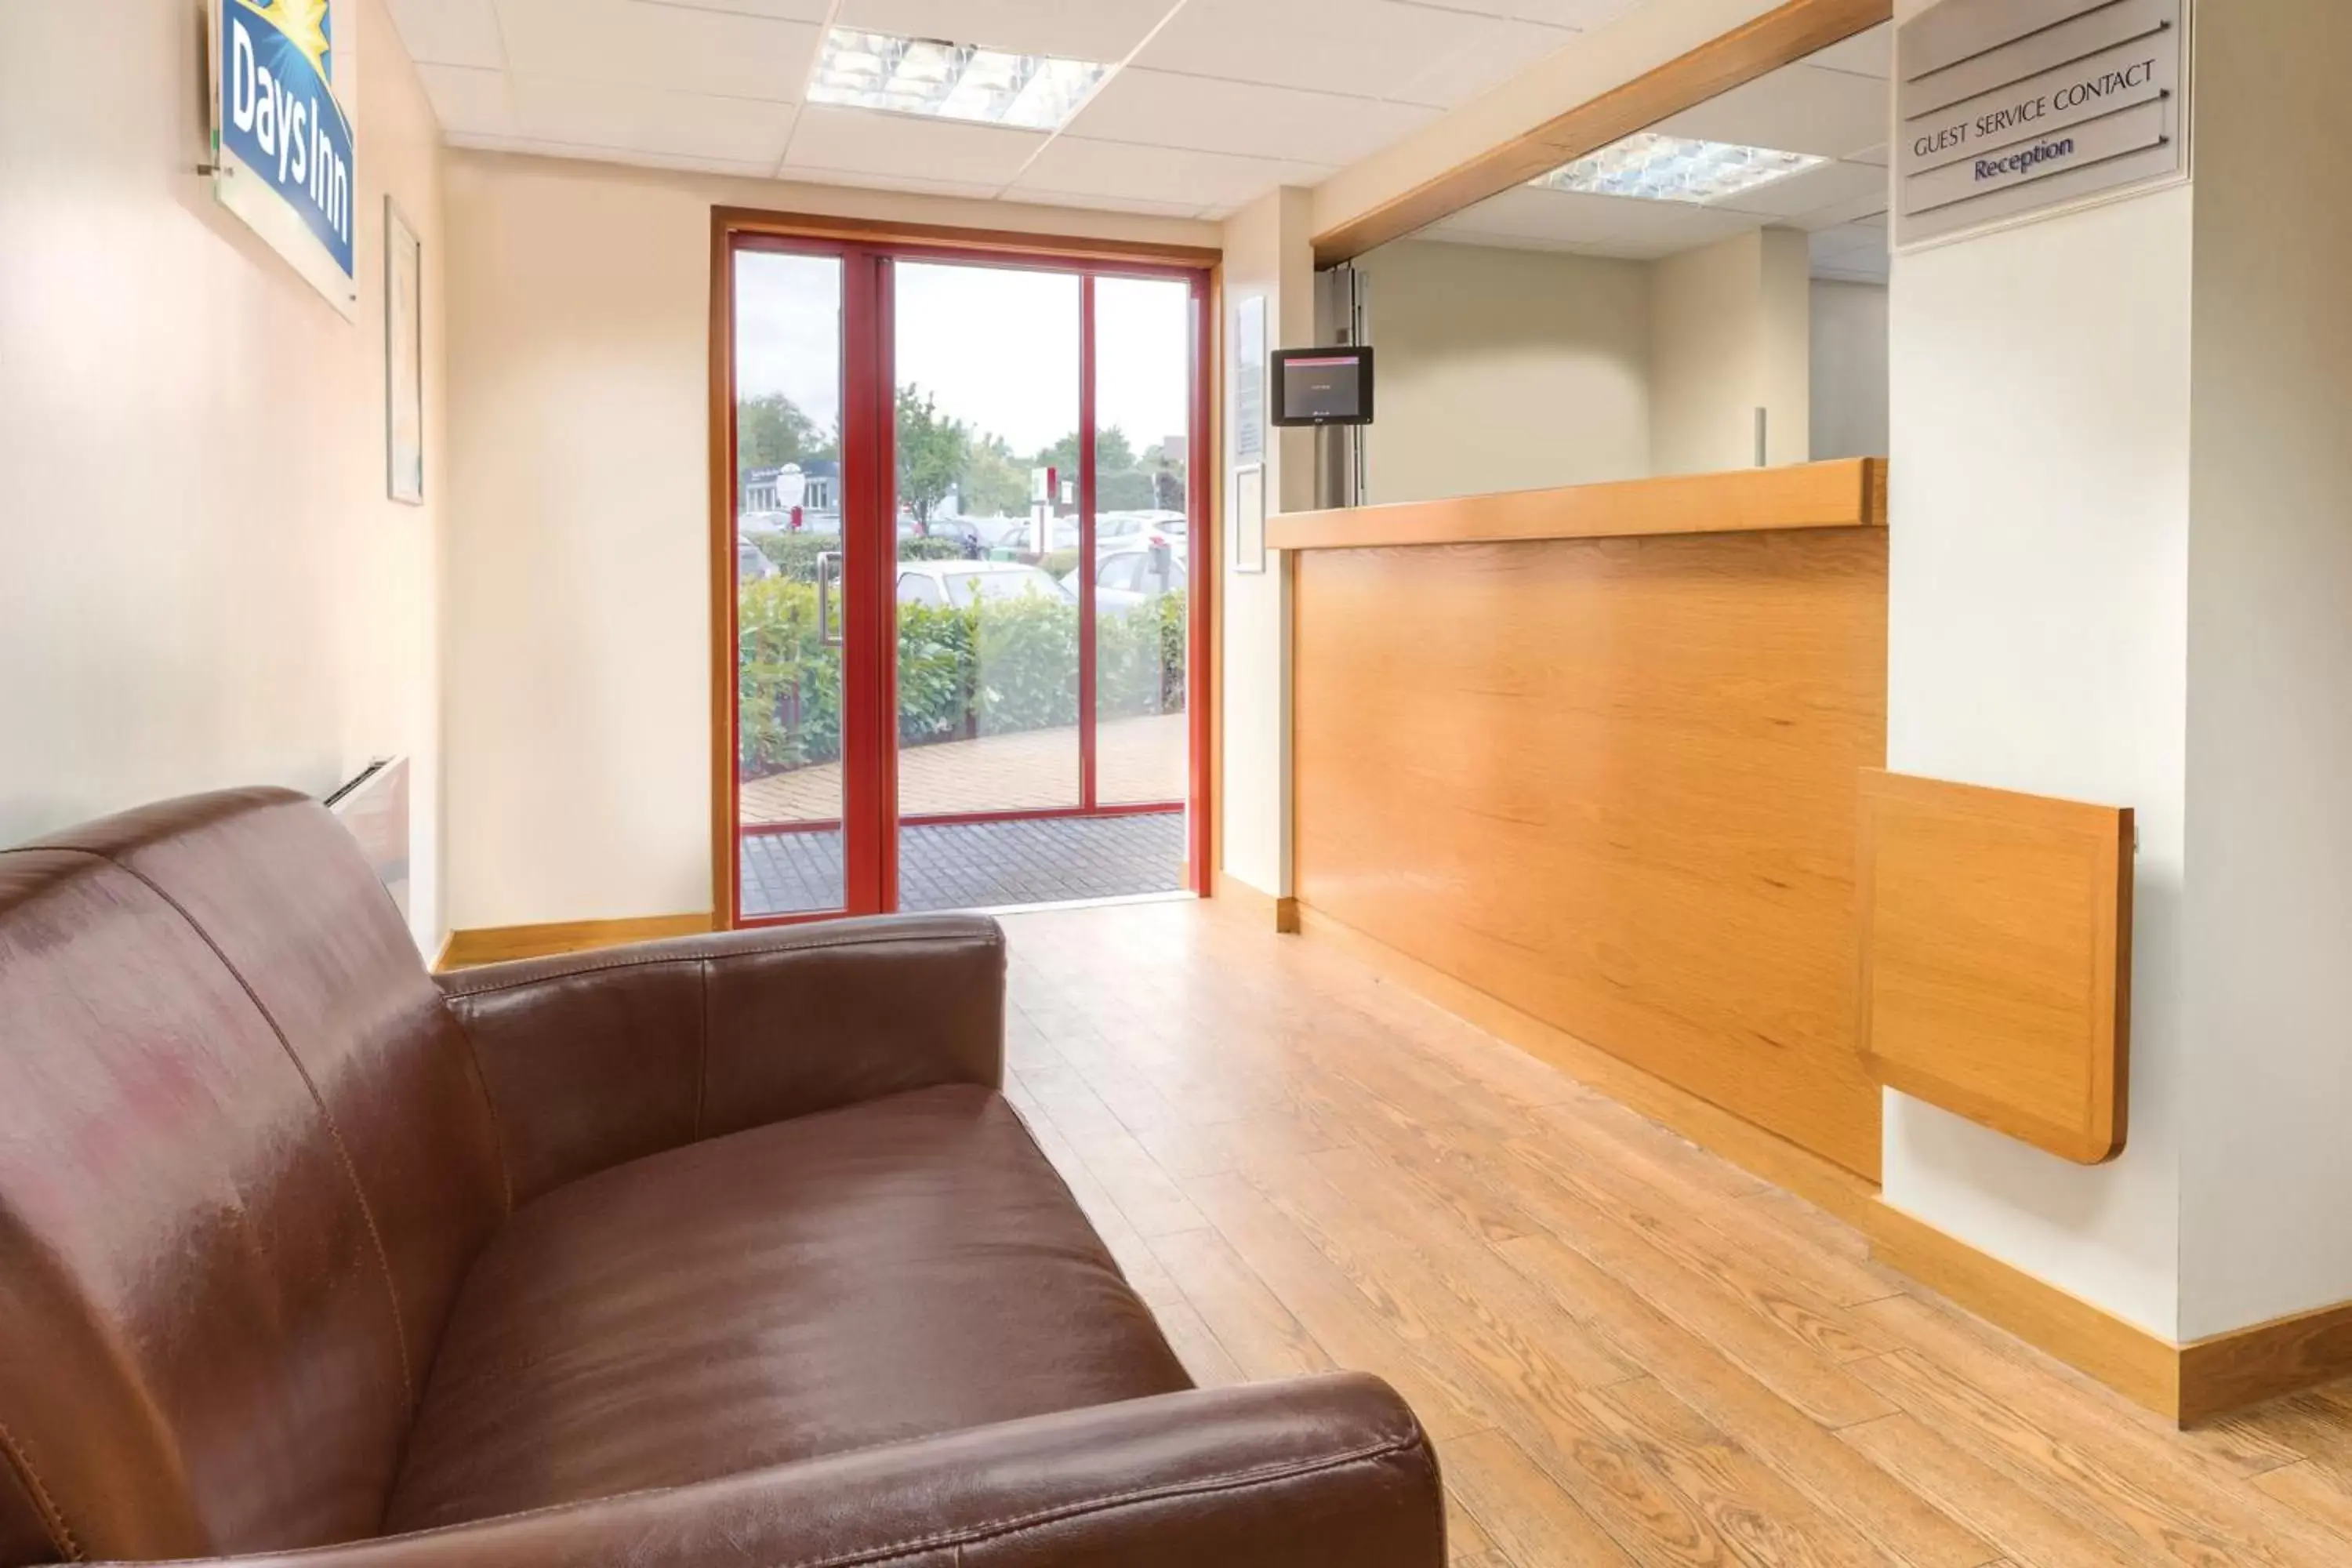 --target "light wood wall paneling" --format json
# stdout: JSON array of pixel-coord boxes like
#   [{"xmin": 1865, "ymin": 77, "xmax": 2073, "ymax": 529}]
[{"xmin": 1292, "ymin": 523, "xmax": 1889, "ymax": 1178}]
